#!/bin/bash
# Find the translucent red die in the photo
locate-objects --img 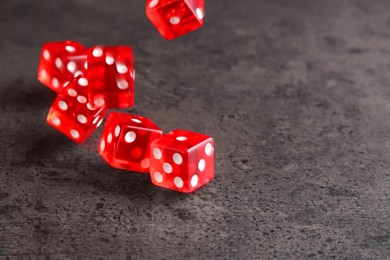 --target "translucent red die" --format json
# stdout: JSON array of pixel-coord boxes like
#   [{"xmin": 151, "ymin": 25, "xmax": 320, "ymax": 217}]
[
  {"xmin": 146, "ymin": 0, "xmax": 205, "ymax": 40},
  {"xmin": 149, "ymin": 130, "xmax": 214, "ymax": 193},
  {"xmin": 99, "ymin": 112, "xmax": 163, "ymax": 172},
  {"xmin": 87, "ymin": 46, "xmax": 135, "ymax": 109},
  {"xmin": 38, "ymin": 40, "xmax": 87, "ymax": 92},
  {"xmin": 47, "ymin": 76, "xmax": 107, "ymax": 144}
]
